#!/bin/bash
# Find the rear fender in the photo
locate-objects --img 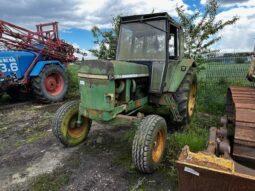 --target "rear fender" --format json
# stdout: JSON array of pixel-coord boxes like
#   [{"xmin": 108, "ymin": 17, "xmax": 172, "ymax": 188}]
[
  {"xmin": 164, "ymin": 58, "xmax": 196, "ymax": 93},
  {"xmin": 29, "ymin": 60, "xmax": 64, "ymax": 77}
]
